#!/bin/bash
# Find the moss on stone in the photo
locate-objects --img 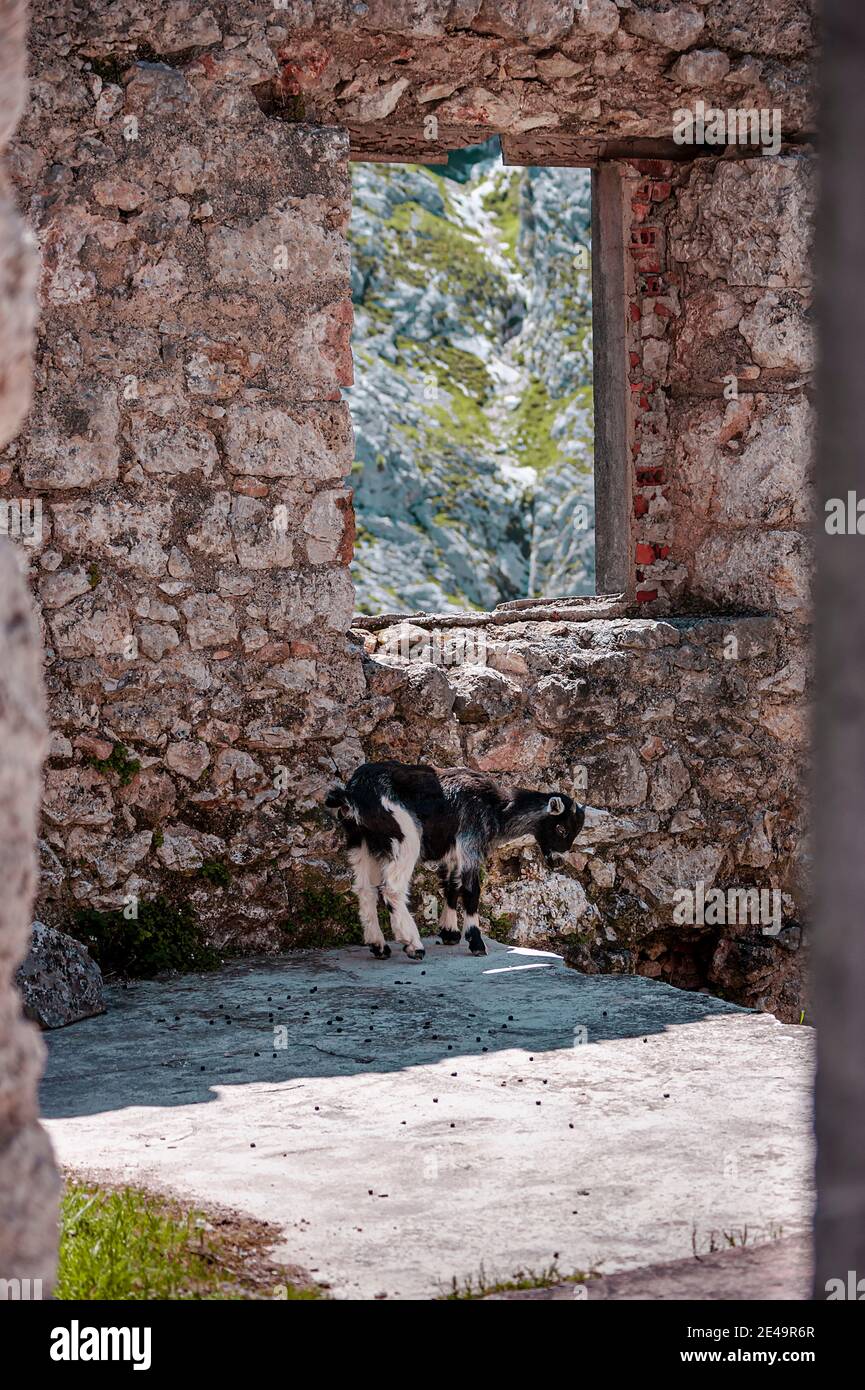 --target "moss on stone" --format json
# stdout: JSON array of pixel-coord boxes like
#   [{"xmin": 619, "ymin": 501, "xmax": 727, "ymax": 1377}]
[
  {"xmin": 89, "ymin": 742, "xmax": 141, "ymax": 786},
  {"xmin": 279, "ymin": 870, "xmax": 363, "ymax": 949},
  {"xmin": 198, "ymin": 859, "xmax": 232, "ymax": 888},
  {"xmin": 484, "ymin": 912, "xmax": 516, "ymax": 944},
  {"xmin": 70, "ymin": 897, "xmax": 221, "ymax": 979}
]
